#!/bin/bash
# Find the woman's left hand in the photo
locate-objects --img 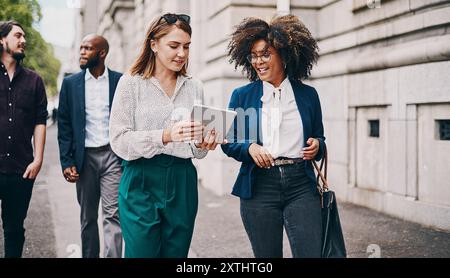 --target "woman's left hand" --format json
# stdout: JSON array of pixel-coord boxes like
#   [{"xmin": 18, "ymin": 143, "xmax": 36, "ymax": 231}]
[
  {"xmin": 302, "ymin": 138, "xmax": 319, "ymax": 160},
  {"xmin": 195, "ymin": 129, "xmax": 227, "ymax": 151}
]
